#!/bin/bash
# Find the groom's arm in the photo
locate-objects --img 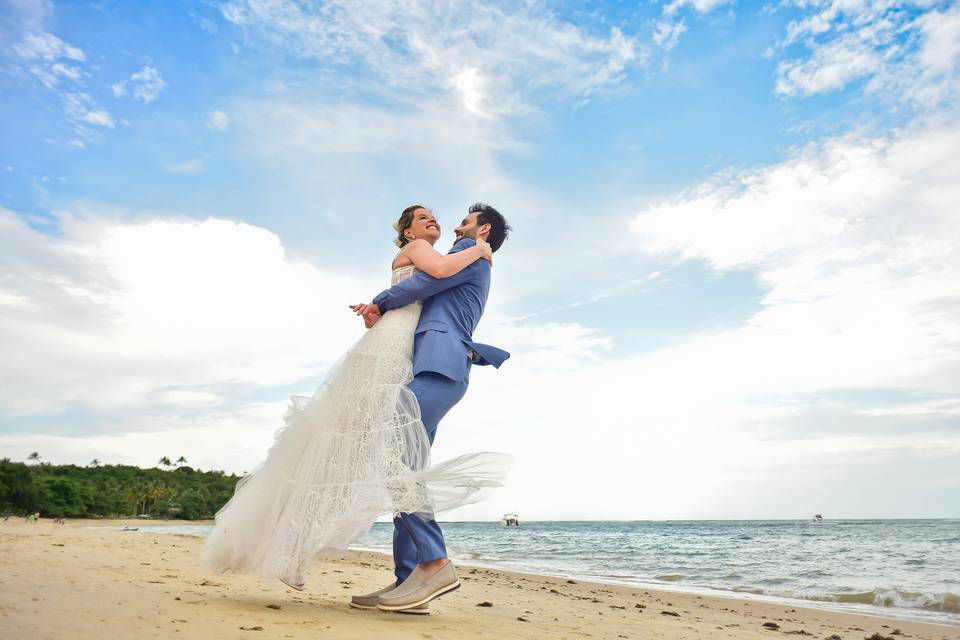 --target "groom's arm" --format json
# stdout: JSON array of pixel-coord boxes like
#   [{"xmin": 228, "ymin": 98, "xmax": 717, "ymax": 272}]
[
  {"xmin": 373, "ymin": 261, "xmax": 485, "ymax": 313},
  {"xmin": 372, "ymin": 239, "xmax": 482, "ymax": 313}
]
